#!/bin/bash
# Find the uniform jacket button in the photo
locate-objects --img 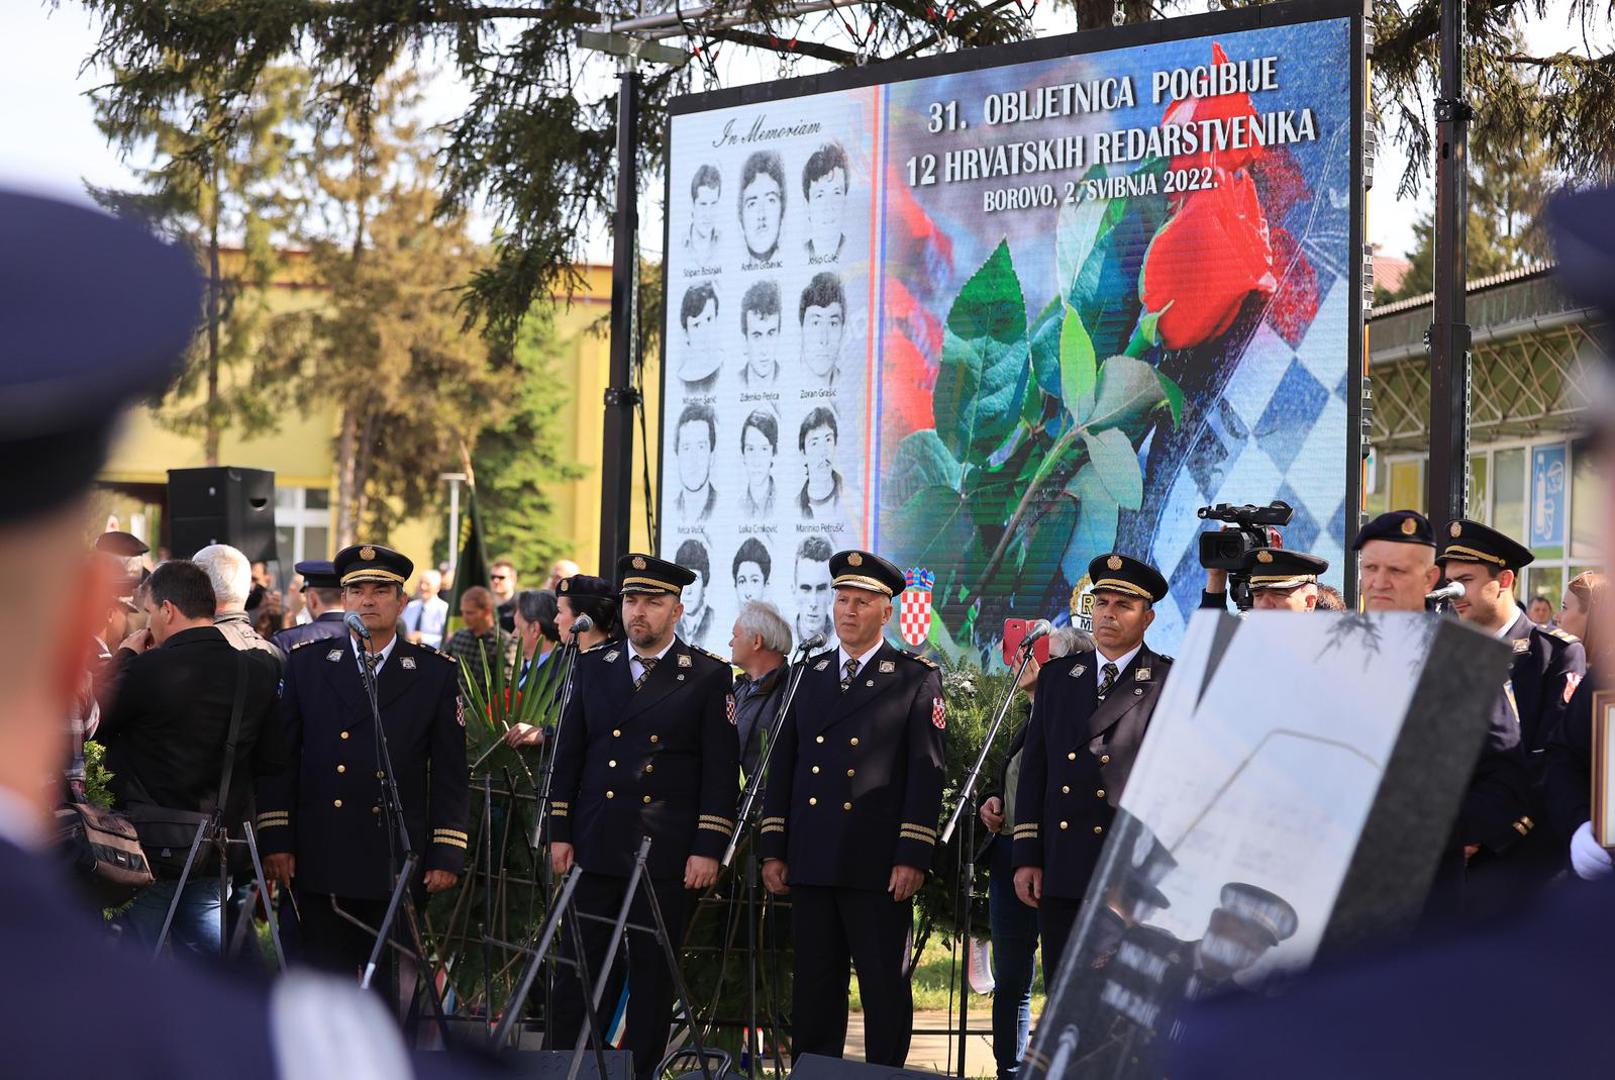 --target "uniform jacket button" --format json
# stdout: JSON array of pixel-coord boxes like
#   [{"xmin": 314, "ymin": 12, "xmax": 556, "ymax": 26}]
[
  {"xmin": 372, "ymin": 806, "xmax": 381, "ymax": 816},
  {"xmin": 340, "ymin": 731, "xmax": 350, "ymax": 740},
  {"xmin": 1059, "ymin": 820, "xmax": 1069, "ymax": 830},
  {"xmin": 842, "ymin": 802, "xmax": 852, "ymax": 811},
  {"xmin": 1093, "ymin": 825, "xmax": 1104, "ymax": 835},
  {"xmin": 1067, "ymin": 751, "xmax": 1077, "ymax": 761},
  {"xmin": 1100, "ymin": 754, "xmax": 1111, "ymax": 764},
  {"xmin": 846, "ymin": 768, "xmax": 855, "ymax": 777},
  {"xmin": 650, "ymin": 735, "xmax": 660, "ymax": 744},
  {"xmin": 333, "ymin": 799, "xmax": 342, "ymax": 809},
  {"xmin": 816, "ymin": 736, "xmax": 825, "ymax": 744},
  {"xmin": 811, "ymin": 766, "xmax": 820, "ymax": 774},
  {"xmin": 849, "ymin": 737, "xmax": 859, "ymax": 747},
  {"xmin": 1061, "ymin": 785, "xmax": 1070, "ymax": 794},
  {"xmin": 337, "ymin": 764, "xmax": 346, "ymax": 774},
  {"xmin": 808, "ymin": 797, "xmax": 818, "ymax": 806},
  {"xmin": 613, "ymin": 729, "xmax": 622, "ymax": 737},
  {"xmin": 1096, "ymin": 789, "xmax": 1106, "ymax": 798},
  {"xmin": 609, "ymin": 760, "xmax": 617, "ymax": 768},
  {"xmin": 644, "ymin": 764, "xmax": 655, "ymax": 775},
  {"xmin": 642, "ymin": 795, "xmax": 652, "ymax": 805},
  {"xmin": 606, "ymin": 790, "xmax": 615, "ymax": 799},
  {"xmin": 376, "ymin": 771, "xmax": 384, "ymax": 780}
]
